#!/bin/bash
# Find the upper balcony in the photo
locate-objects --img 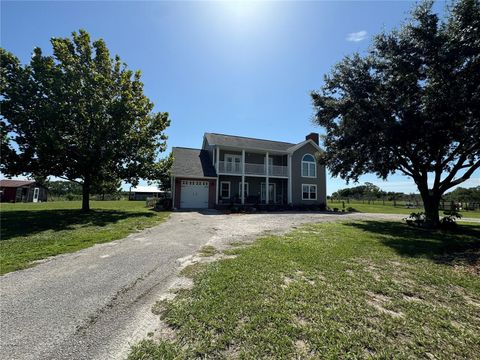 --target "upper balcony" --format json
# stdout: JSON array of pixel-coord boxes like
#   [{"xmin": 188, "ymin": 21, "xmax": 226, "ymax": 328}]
[{"xmin": 218, "ymin": 161, "xmax": 288, "ymax": 177}]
